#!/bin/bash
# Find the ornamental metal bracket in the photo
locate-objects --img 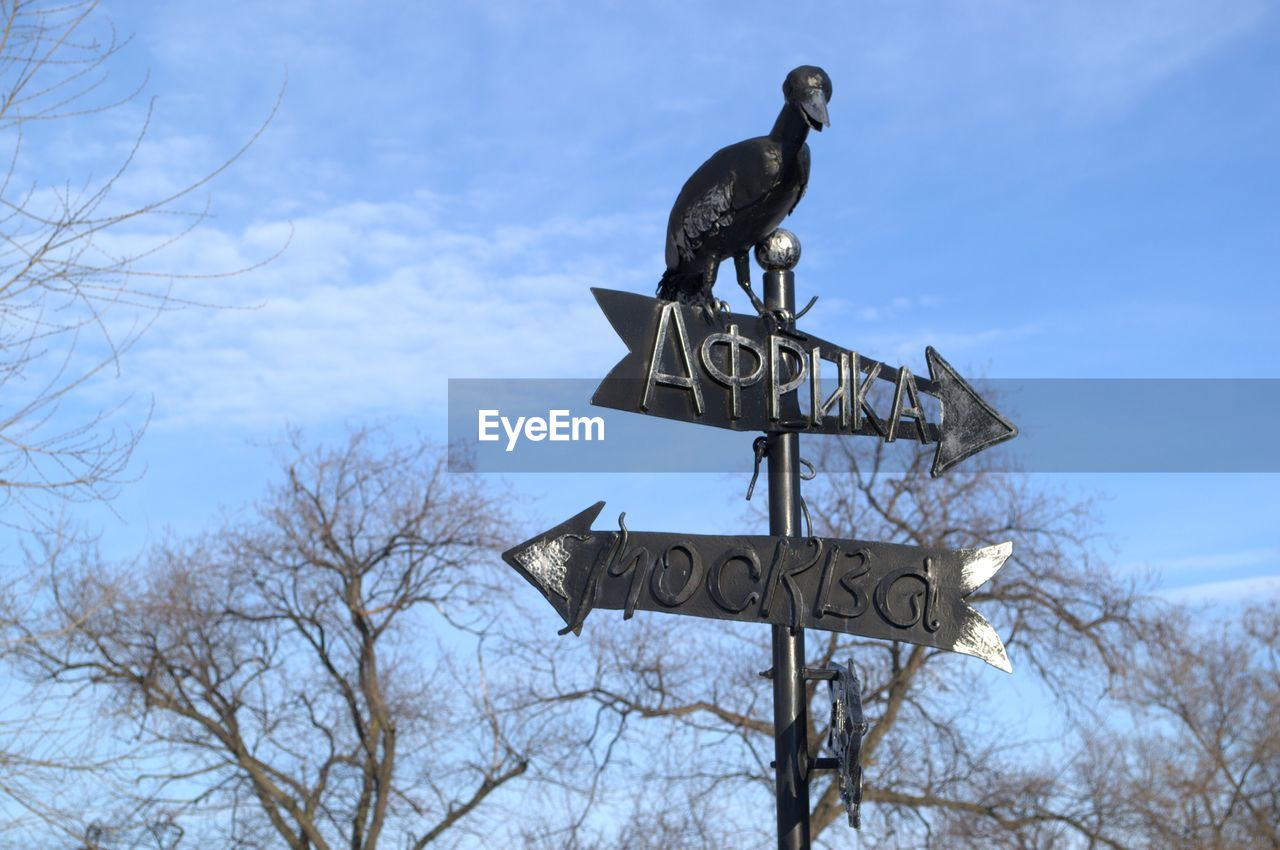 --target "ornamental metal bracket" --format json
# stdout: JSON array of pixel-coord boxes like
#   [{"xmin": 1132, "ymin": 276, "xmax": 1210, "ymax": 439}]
[{"xmin": 809, "ymin": 660, "xmax": 868, "ymax": 829}]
